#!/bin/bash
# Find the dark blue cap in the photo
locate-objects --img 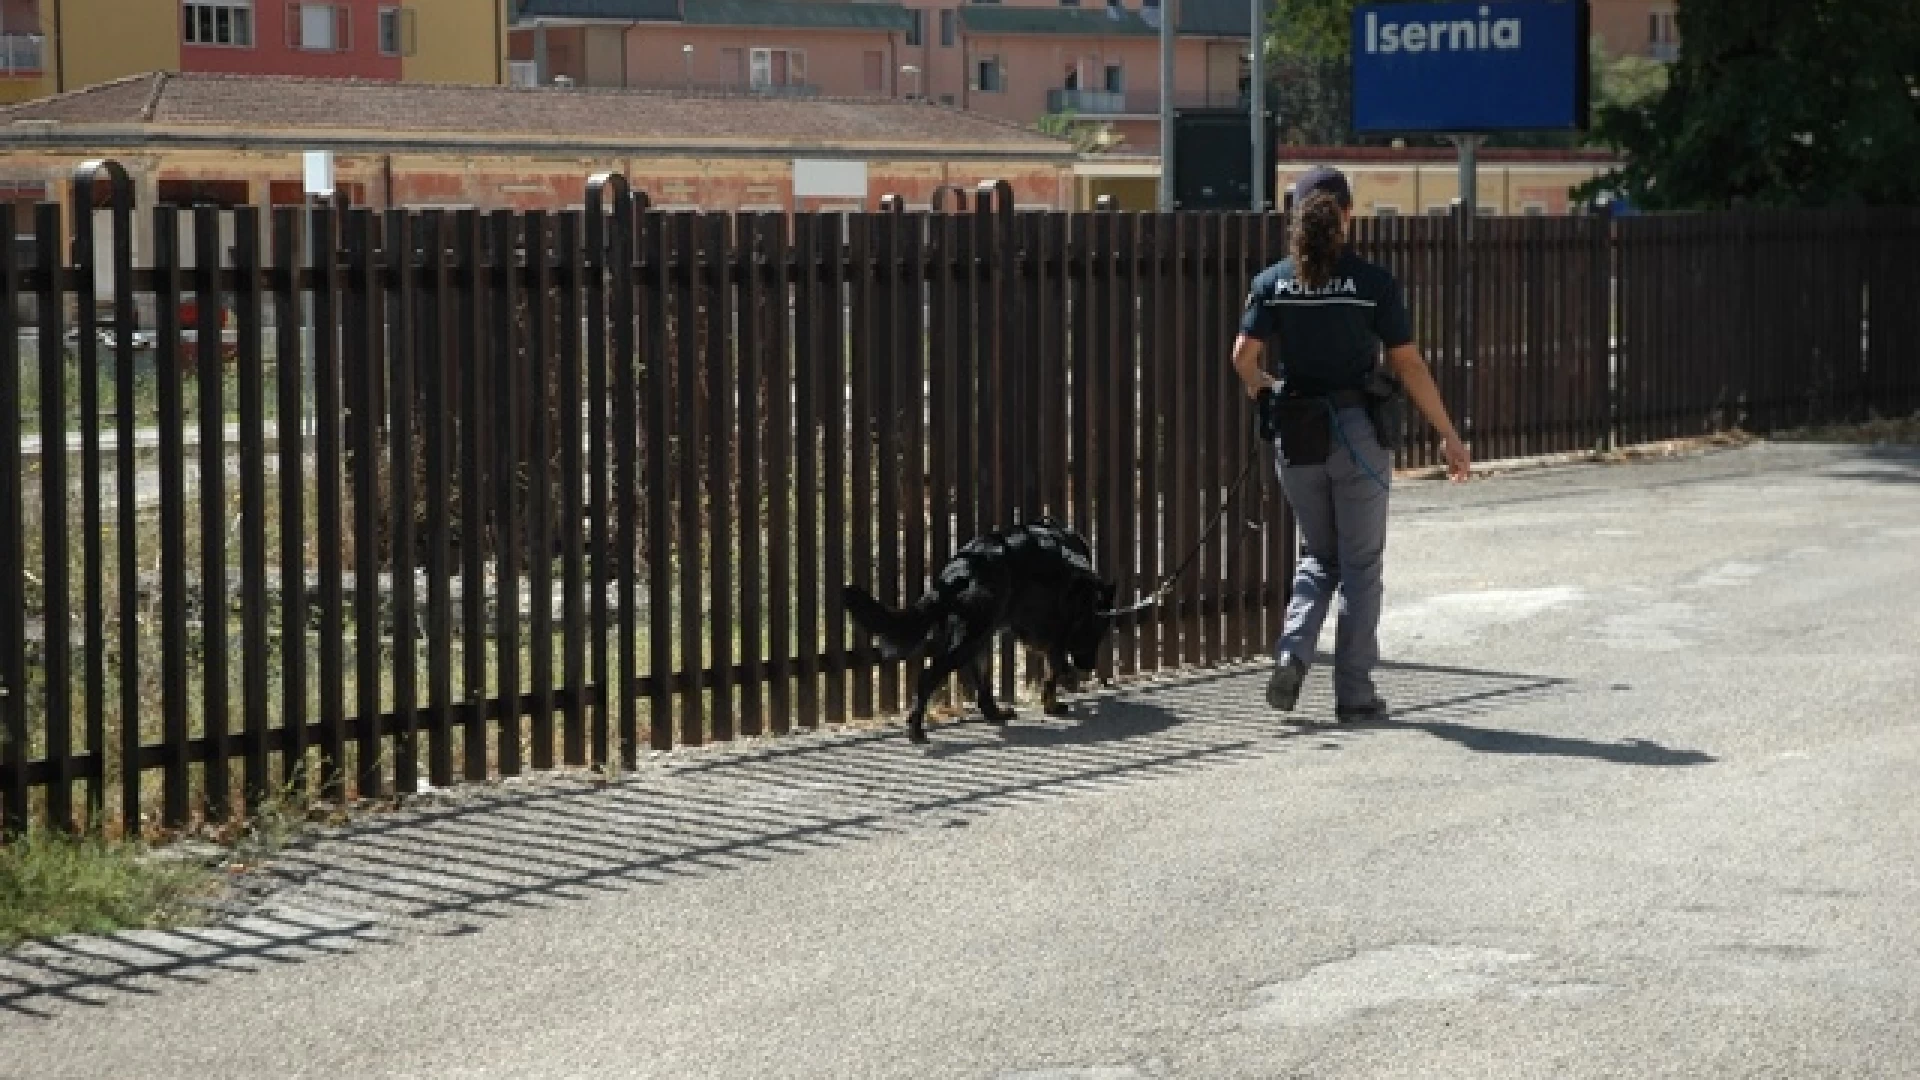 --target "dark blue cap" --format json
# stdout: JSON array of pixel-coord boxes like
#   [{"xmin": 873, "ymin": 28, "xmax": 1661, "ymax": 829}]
[{"xmin": 1292, "ymin": 165, "xmax": 1353, "ymax": 209}]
